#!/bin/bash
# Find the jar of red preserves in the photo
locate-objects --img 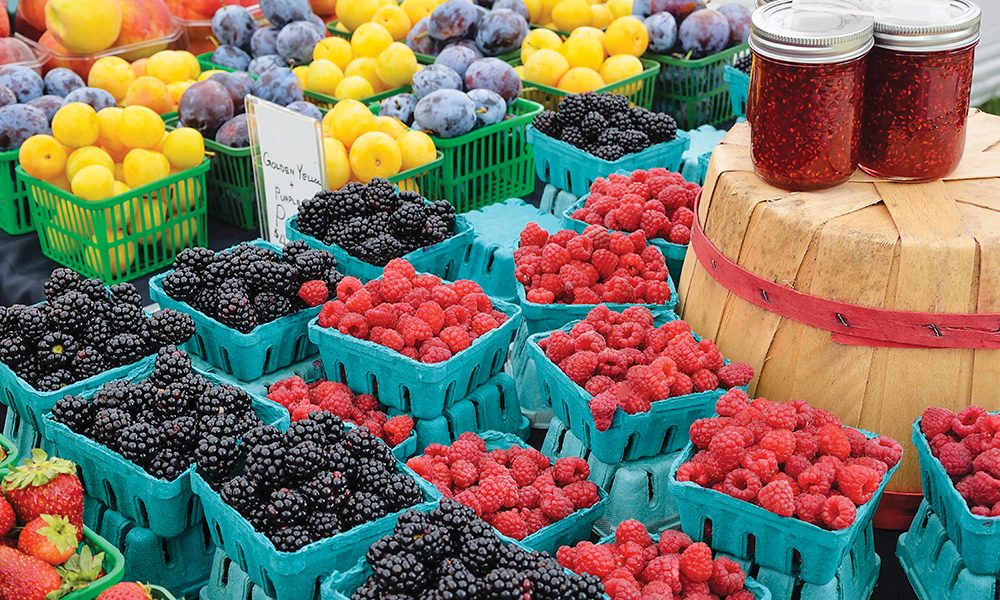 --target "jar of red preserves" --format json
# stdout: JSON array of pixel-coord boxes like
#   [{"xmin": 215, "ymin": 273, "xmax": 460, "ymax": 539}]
[
  {"xmin": 859, "ymin": 0, "xmax": 981, "ymax": 181},
  {"xmin": 747, "ymin": 1, "xmax": 873, "ymax": 190}
]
